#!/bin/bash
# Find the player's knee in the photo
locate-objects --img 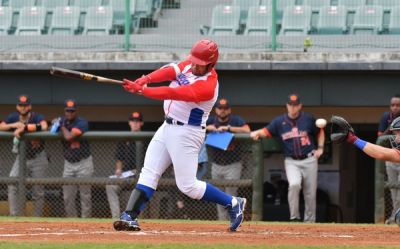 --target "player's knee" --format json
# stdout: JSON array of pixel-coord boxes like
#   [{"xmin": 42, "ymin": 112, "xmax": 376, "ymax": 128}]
[
  {"xmin": 177, "ymin": 182, "xmax": 202, "ymax": 199},
  {"xmin": 289, "ymin": 183, "xmax": 301, "ymax": 191}
]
